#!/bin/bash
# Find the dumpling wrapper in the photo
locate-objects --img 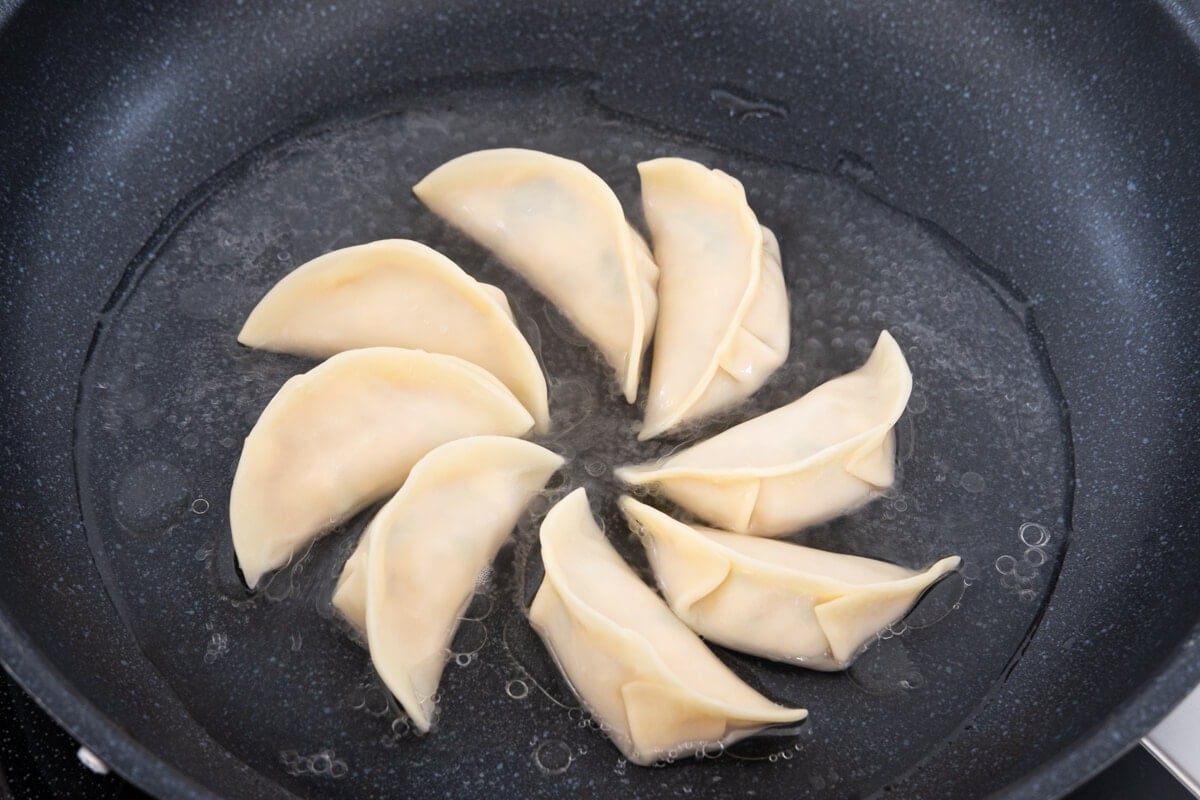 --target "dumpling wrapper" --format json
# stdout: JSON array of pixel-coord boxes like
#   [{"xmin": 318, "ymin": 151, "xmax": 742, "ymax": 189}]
[
  {"xmin": 230, "ymin": 348, "xmax": 534, "ymax": 589},
  {"xmin": 414, "ymin": 148, "xmax": 659, "ymax": 402},
  {"xmin": 620, "ymin": 497, "xmax": 960, "ymax": 670},
  {"xmin": 529, "ymin": 488, "xmax": 806, "ymax": 765},
  {"xmin": 331, "ymin": 436, "xmax": 563, "ymax": 732},
  {"xmin": 238, "ymin": 239, "xmax": 550, "ymax": 431},
  {"xmin": 617, "ymin": 330, "xmax": 912, "ymax": 537},
  {"xmin": 638, "ymin": 158, "xmax": 790, "ymax": 440}
]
